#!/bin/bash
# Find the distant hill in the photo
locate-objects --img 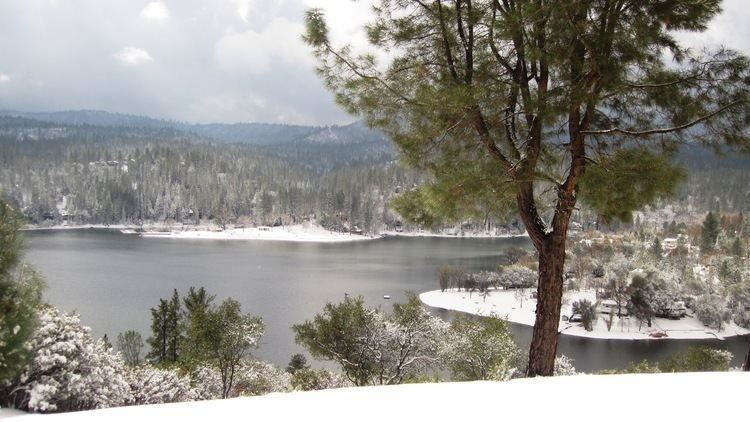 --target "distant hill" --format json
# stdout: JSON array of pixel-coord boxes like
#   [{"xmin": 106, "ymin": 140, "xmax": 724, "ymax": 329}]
[
  {"xmin": 0, "ymin": 109, "xmax": 386, "ymax": 146},
  {"xmin": 0, "ymin": 109, "xmax": 178, "ymax": 129}
]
